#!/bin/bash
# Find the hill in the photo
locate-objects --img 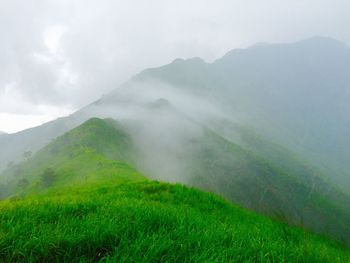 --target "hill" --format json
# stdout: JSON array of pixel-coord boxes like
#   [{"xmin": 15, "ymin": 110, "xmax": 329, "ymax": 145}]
[
  {"xmin": 2, "ymin": 117, "xmax": 350, "ymax": 246},
  {"xmin": 0, "ymin": 111, "xmax": 87, "ymax": 172},
  {"xmin": 0, "ymin": 118, "xmax": 349, "ymax": 262},
  {"xmin": 90, "ymin": 101, "xmax": 350, "ymax": 244},
  {"xmin": 1, "ymin": 37, "xmax": 350, "ymax": 248},
  {"xmin": 0, "ymin": 118, "xmax": 141, "ymax": 196}
]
